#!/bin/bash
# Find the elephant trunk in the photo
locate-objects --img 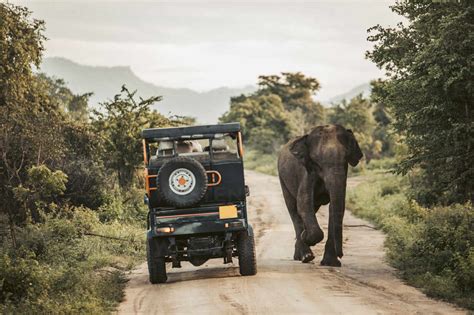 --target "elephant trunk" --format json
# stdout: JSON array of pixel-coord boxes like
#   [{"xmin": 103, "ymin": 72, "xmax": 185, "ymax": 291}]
[{"xmin": 324, "ymin": 167, "xmax": 347, "ymax": 258}]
